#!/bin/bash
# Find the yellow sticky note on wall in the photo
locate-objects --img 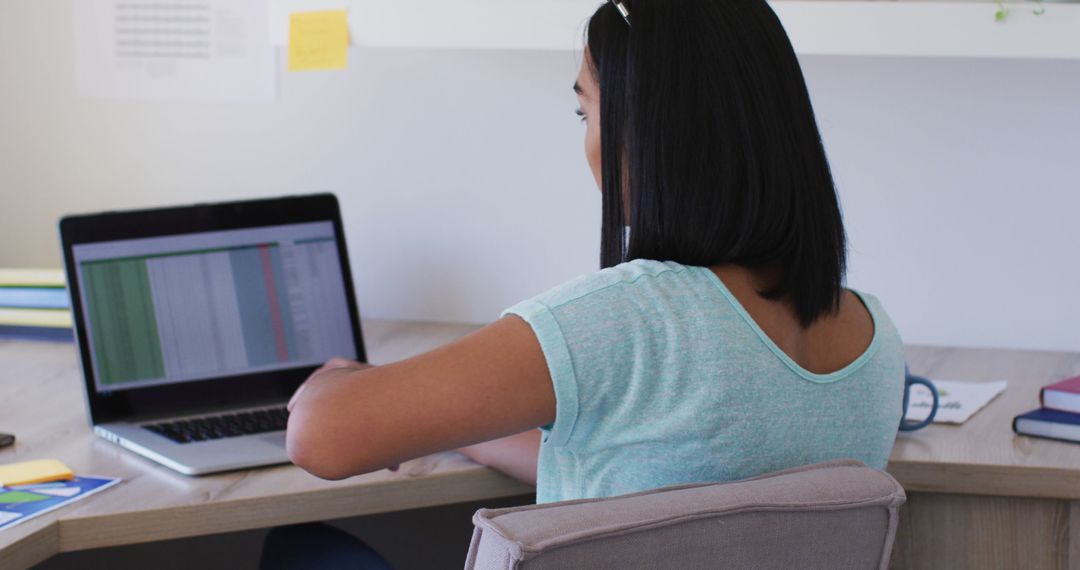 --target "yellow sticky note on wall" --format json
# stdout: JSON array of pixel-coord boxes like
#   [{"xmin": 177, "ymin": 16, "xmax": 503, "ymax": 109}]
[
  {"xmin": 288, "ymin": 10, "xmax": 350, "ymax": 72},
  {"xmin": 0, "ymin": 459, "xmax": 74, "ymax": 487}
]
